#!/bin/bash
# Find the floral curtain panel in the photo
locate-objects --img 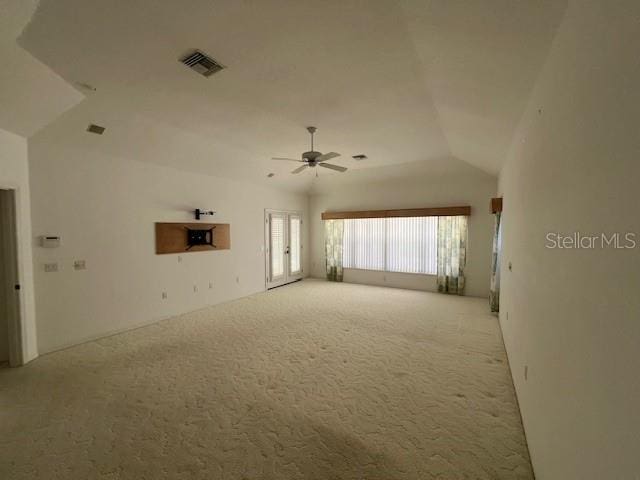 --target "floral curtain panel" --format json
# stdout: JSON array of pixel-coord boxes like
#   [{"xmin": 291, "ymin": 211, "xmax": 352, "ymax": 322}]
[
  {"xmin": 324, "ymin": 219, "xmax": 344, "ymax": 282},
  {"xmin": 437, "ymin": 216, "xmax": 468, "ymax": 295},
  {"xmin": 489, "ymin": 212, "xmax": 501, "ymax": 312}
]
